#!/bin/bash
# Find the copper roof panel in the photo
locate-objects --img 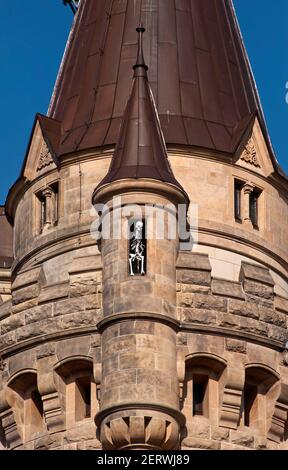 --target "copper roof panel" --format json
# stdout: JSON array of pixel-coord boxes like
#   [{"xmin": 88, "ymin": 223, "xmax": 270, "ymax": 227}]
[{"xmin": 46, "ymin": 0, "xmax": 278, "ymax": 165}]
